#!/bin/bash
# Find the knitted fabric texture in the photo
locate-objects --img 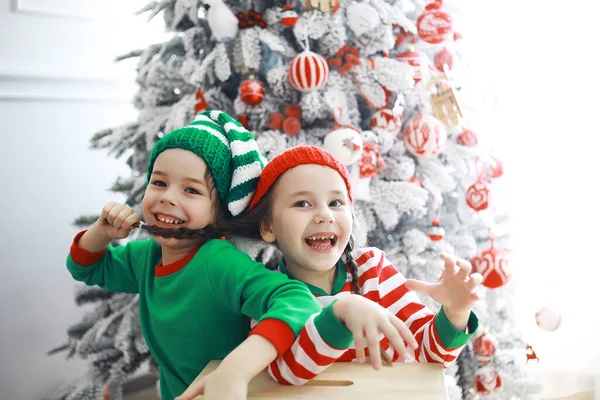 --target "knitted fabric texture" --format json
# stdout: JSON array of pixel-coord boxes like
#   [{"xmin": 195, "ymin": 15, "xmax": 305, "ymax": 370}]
[
  {"xmin": 249, "ymin": 145, "xmax": 353, "ymax": 210},
  {"xmin": 147, "ymin": 110, "xmax": 268, "ymax": 217}
]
